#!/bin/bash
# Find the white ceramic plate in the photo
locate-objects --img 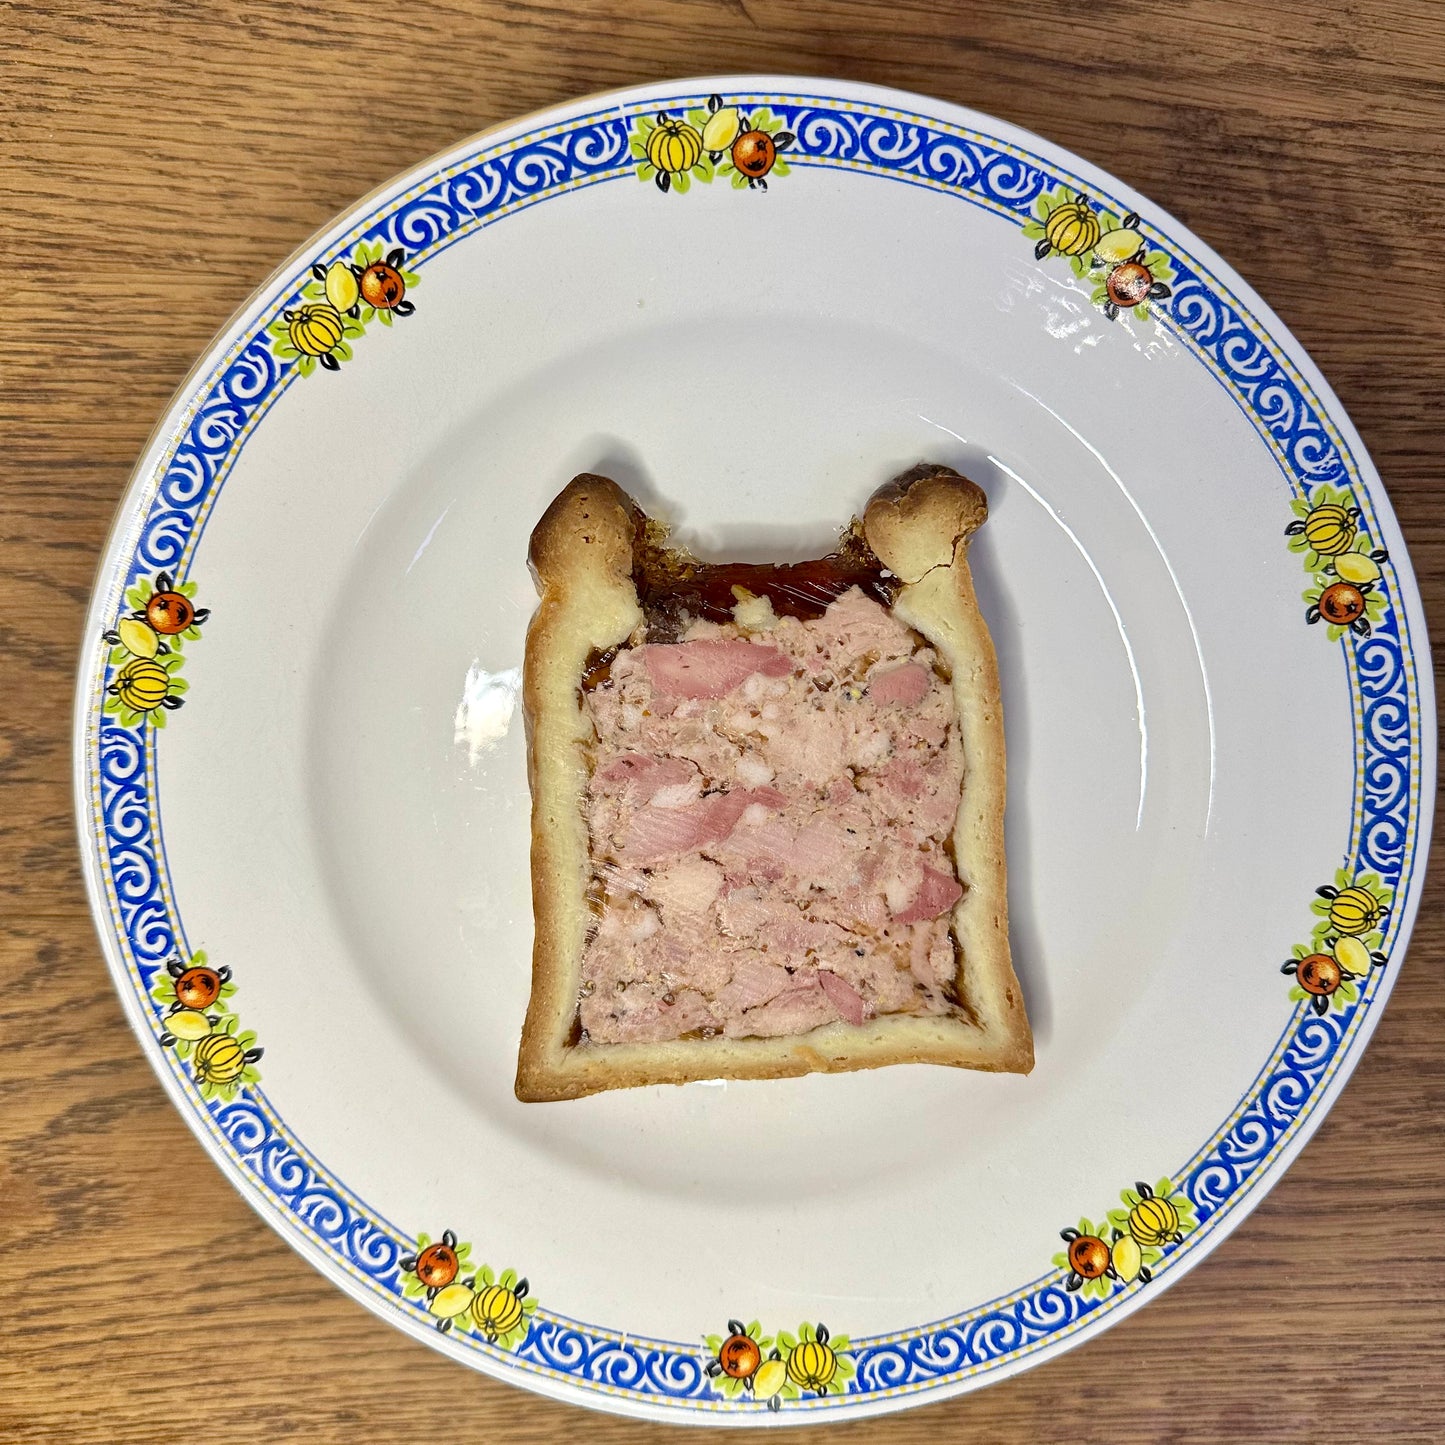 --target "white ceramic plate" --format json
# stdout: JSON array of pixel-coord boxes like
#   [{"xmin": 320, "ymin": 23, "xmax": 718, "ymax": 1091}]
[{"xmin": 76, "ymin": 77, "xmax": 1434, "ymax": 1423}]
